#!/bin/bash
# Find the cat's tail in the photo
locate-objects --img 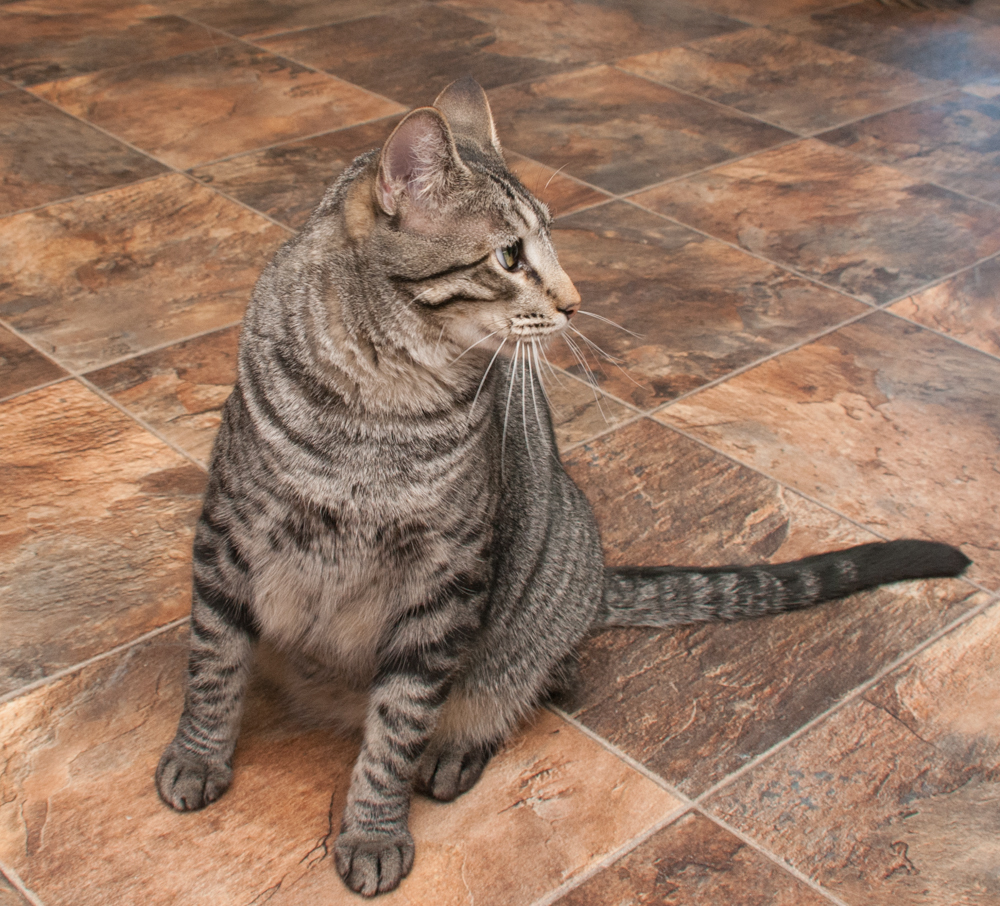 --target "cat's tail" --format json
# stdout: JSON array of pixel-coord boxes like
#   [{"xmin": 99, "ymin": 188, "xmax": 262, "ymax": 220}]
[{"xmin": 598, "ymin": 540, "xmax": 970, "ymax": 627}]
